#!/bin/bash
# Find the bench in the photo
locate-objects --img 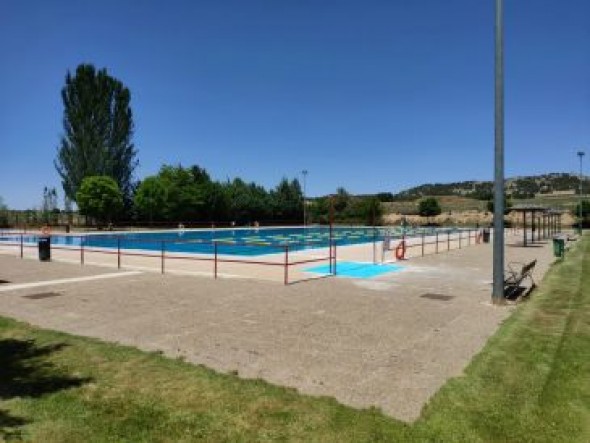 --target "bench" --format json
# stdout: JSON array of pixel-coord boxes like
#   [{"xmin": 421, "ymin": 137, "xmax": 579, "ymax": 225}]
[{"xmin": 504, "ymin": 259, "xmax": 537, "ymax": 299}]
